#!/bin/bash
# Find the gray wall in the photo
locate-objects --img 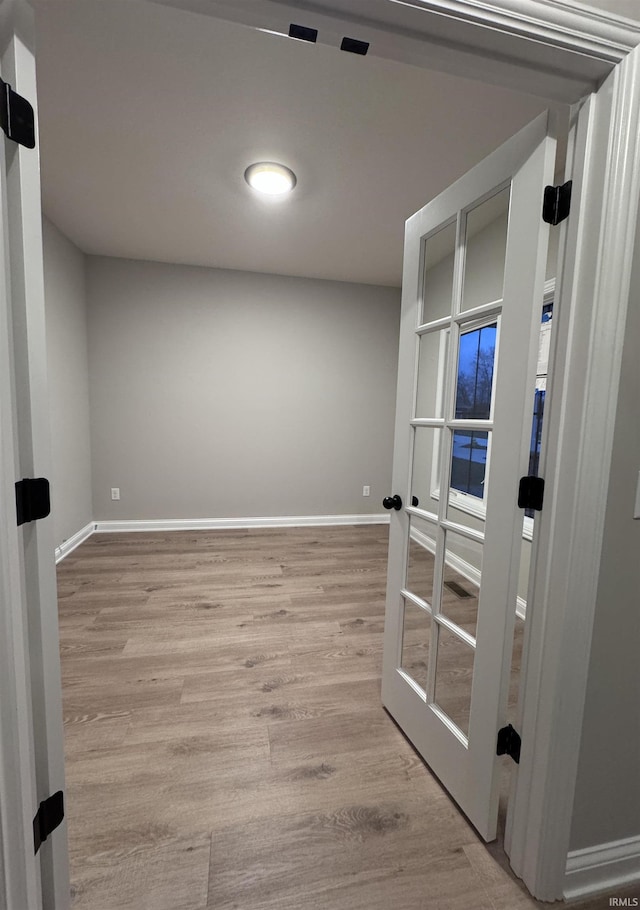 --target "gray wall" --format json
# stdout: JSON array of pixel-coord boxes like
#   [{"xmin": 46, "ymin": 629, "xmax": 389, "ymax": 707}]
[
  {"xmin": 86, "ymin": 257, "xmax": 400, "ymax": 520},
  {"xmin": 43, "ymin": 217, "xmax": 93, "ymax": 548},
  {"xmin": 569, "ymin": 228, "xmax": 640, "ymax": 851}
]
